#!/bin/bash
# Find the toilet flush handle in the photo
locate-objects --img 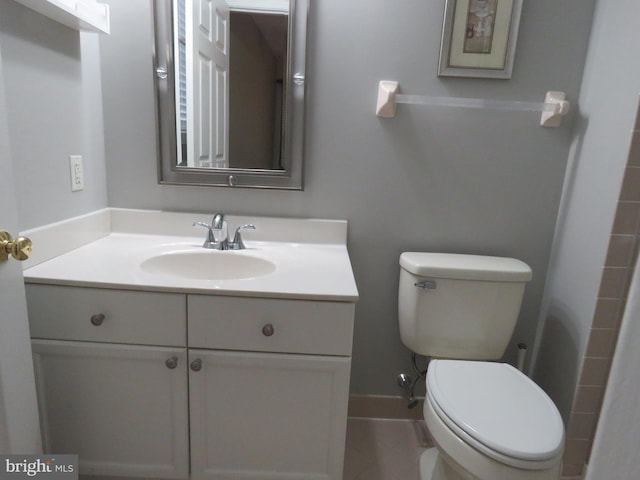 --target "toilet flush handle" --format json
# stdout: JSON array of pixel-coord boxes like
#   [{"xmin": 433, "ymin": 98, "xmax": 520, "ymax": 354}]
[{"xmin": 415, "ymin": 280, "xmax": 437, "ymax": 290}]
